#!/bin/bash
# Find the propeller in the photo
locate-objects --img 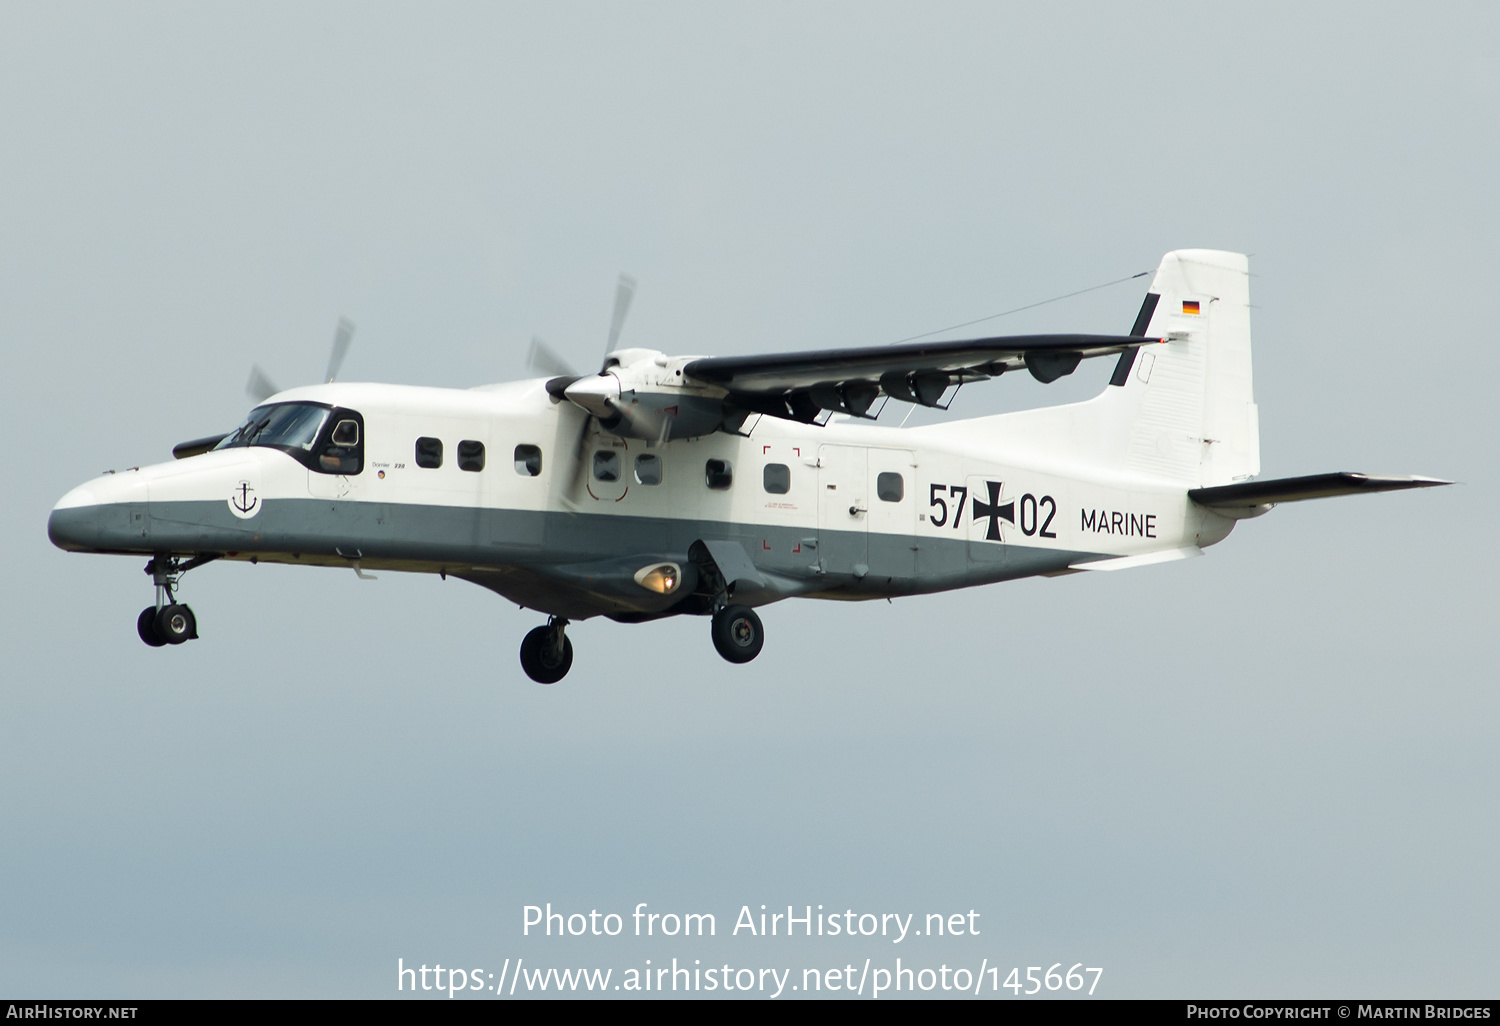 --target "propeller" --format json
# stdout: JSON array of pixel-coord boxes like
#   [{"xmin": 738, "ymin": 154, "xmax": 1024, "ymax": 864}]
[
  {"xmin": 325, "ymin": 316, "xmax": 356, "ymax": 383},
  {"xmin": 604, "ymin": 274, "xmax": 637, "ymax": 362},
  {"xmin": 245, "ymin": 365, "xmax": 280, "ymax": 404},
  {"xmin": 244, "ymin": 317, "xmax": 356, "ymax": 403},
  {"xmin": 552, "ymin": 273, "xmax": 638, "ymax": 504},
  {"xmin": 526, "ymin": 336, "xmax": 578, "ymax": 378}
]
